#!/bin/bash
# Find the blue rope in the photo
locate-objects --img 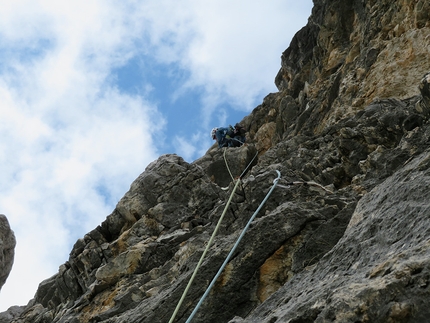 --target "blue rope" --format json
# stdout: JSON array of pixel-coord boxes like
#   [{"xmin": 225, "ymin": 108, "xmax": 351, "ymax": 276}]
[
  {"xmin": 168, "ymin": 178, "xmax": 241, "ymax": 323},
  {"xmin": 185, "ymin": 170, "xmax": 281, "ymax": 323}
]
